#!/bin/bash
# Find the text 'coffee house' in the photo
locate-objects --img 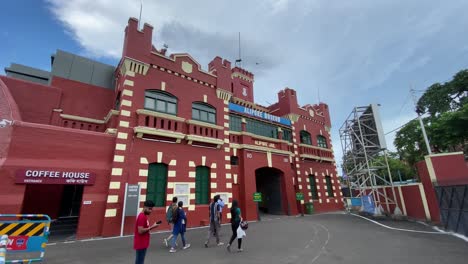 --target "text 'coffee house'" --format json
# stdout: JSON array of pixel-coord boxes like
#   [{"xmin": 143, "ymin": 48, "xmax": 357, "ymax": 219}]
[
  {"xmin": 16, "ymin": 170, "xmax": 96, "ymax": 185},
  {"xmin": 0, "ymin": 17, "xmax": 343, "ymax": 239}
]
